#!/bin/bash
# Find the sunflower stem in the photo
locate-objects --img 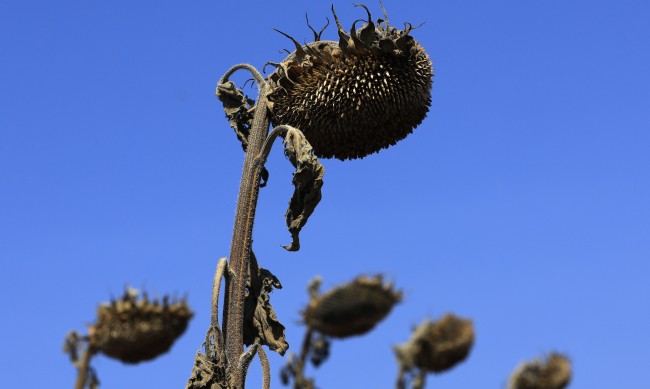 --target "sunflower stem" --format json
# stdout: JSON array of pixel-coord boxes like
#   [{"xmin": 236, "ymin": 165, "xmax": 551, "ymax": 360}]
[
  {"xmin": 293, "ymin": 328, "xmax": 314, "ymax": 389},
  {"xmin": 253, "ymin": 125, "xmax": 300, "ymax": 173},
  {"xmin": 221, "ymin": 75, "xmax": 271, "ymax": 387},
  {"xmin": 413, "ymin": 369, "xmax": 426, "ymax": 389},
  {"xmin": 239, "ymin": 343, "xmax": 260, "ymax": 388},
  {"xmin": 210, "ymin": 258, "xmax": 228, "ymax": 327},
  {"xmin": 73, "ymin": 346, "xmax": 93, "ymax": 389},
  {"xmin": 219, "ymin": 63, "xmax": 265, "ymax": 86},
  {"xmin": 257, "ymin": 346, "xmax": 271, "ymax": 389}
]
